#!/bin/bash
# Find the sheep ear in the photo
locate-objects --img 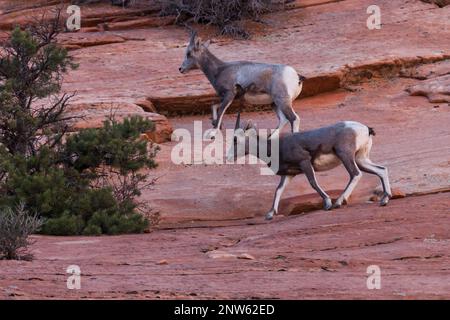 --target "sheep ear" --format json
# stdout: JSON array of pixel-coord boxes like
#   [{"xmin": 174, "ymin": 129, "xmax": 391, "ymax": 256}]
[
  {"xmin": 194, "ymin": 37, "xmax": 202, "ymax": 49},
  {"xmin": 188, "ymin": 28, "xmax": 197, "ymax": 43},
  {"xmin": 202, "ymin": 39, "xmax": 211, "ymax": 48},
  {"xmin": 246, "ymin": 128, "xmax": 257, "ymax": 137},
  {"xmin": 245, "ymin": 120, "xmax": 257, "ymax": 130}
]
